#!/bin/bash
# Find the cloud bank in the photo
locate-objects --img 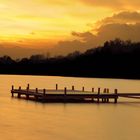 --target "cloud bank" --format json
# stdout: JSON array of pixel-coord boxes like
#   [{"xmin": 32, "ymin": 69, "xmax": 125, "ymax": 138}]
[
  {"xmin": 1, "ymin": 11, "xmax": 140, "ymax": 58},
  {"xmin": 53, "ymin": 11, "xmax": 140, "ymax": 55}
]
